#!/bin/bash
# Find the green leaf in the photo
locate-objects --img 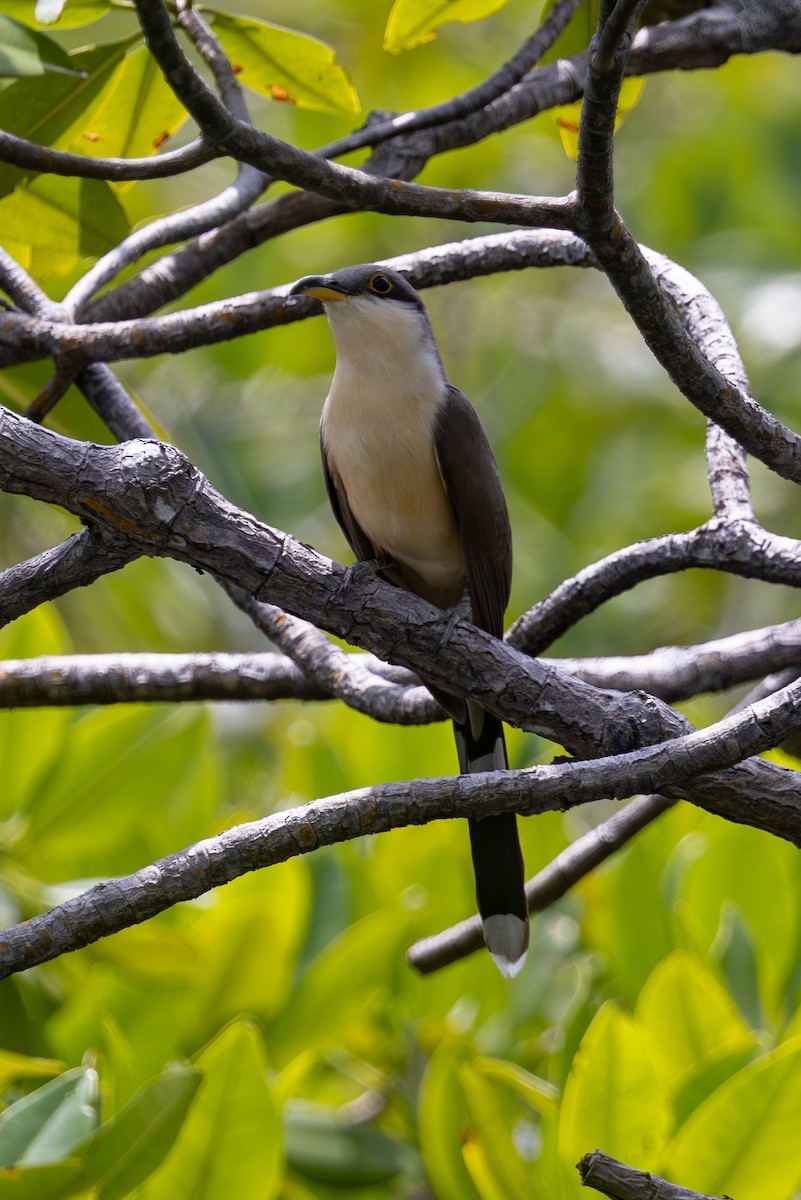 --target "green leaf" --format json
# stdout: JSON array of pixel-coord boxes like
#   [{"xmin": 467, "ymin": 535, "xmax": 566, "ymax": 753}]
[
  {"xmin": 662, "ymin": 1036, "xmax": 801, "ymax": 1199},
  {"xmin": 0, "ymin": 39, "xmax": 188, "ymax": 199},
  {"xmin": 0, "ymin": 173, "xmax": 128, "ymax": 284},
  {"xmin": 0, "ymin": 15, "xmax": 81, "ymax": 77},
  {"xmin": 81, "ymin": 1066, "xmax": 201, "ymax": 1200},
  {"xmin": 557, "ymin": 1002, "xmax": 670, "ymax": 1173},
  {"xmin": 474, "ymin": 1057, "xmax": 559, "ymax": 1118},
  {"xmin": 0, "ymin": 1054, "xmax": 64, "ymax": 1094},
  {"xmin": 139, "ymin": 1022, "xmax": 283, "ymax": 1200},
  {"xmin": 0, "ymin": 1160, "xmax": 85, "ymax": 1199},
  {"xmin": 0, "ymin": 1068, "xmax": 99, "ymax": 1168},
  {"xmin": 284, "ymin": 1100, "xmax": 407, "ymax": 1188},
  {"xmin": 1, "ymin": 1, "xmax": 110, "ymax": 29},
  {"xmin": 384, "ymin": 0, "xmax": 511, "ymax": 53},
  {"xmin": 711, "ymin": 902, "xmax": 764, "ymax": 1030},
  {"xmin": 460, "ymin": 1062, "xmax": 533, "ymax": 1200},
  {"xmin": 418, "ymin": 1040, "xmax": 482, "ymax": 1200},
  {"xmin": 210, "ymin": 13, "xmax": 359, "ymax": 119},
  {"xmin": 635, "ymin": 951, "xmax": 757, "ymax": 1089}
]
